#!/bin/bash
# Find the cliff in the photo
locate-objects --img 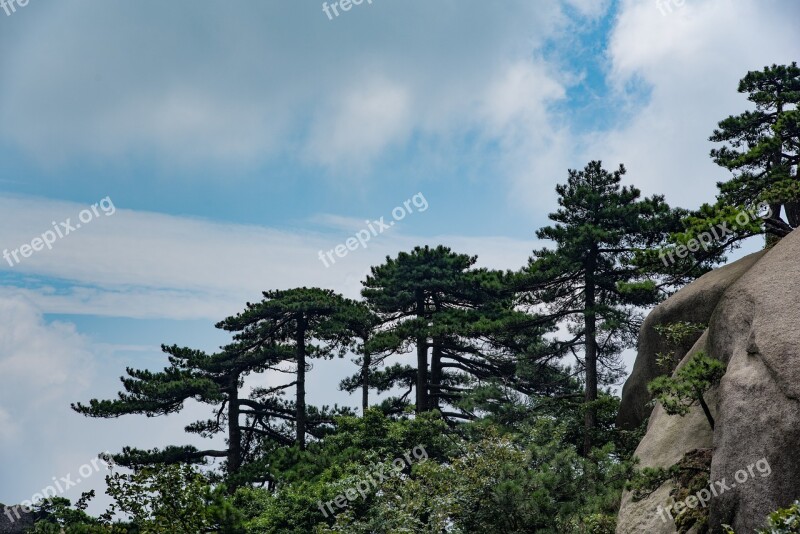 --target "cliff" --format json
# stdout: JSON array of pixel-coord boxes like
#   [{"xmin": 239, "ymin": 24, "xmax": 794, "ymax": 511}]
[{"xmin": 616, "ymin": 228, "xmax": 800, "ymax": 532}]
